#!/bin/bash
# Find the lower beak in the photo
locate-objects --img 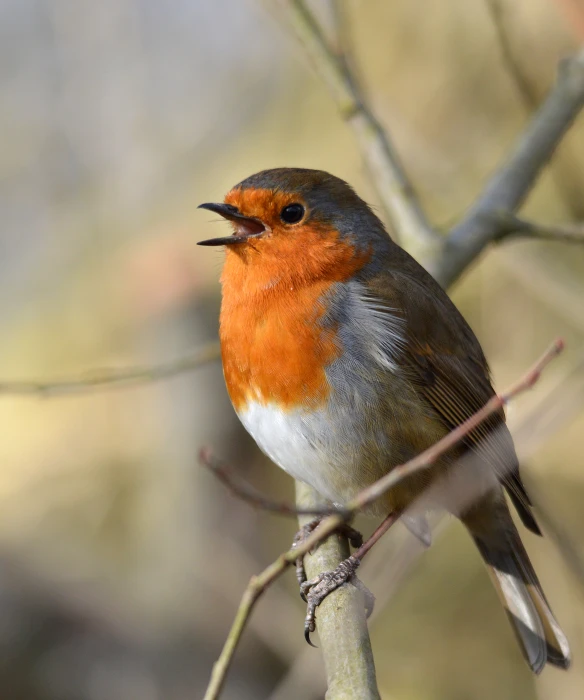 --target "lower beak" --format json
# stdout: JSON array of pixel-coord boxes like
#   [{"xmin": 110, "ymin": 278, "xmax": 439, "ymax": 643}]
[{"xmin": 197, "ymin": 202, "xmax": 266, "ymax": 246}]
